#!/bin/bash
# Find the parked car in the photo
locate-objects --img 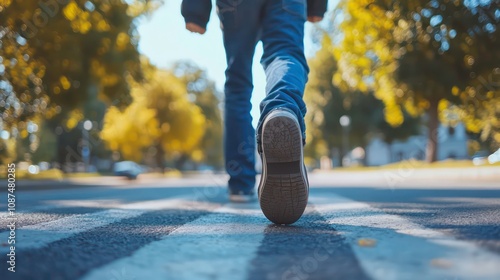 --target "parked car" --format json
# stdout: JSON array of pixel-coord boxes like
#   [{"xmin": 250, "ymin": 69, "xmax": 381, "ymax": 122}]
[
  {"xmin": 113, "ymin": 161, "xmax": 142, "ymax": 179},
  {"xmin": 472, "ymin": 151, "xmax": 489, "ymax": 166},
  {"xmin": 488, "ymin": 149, "xmax": 500, "ymax": 164}
]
